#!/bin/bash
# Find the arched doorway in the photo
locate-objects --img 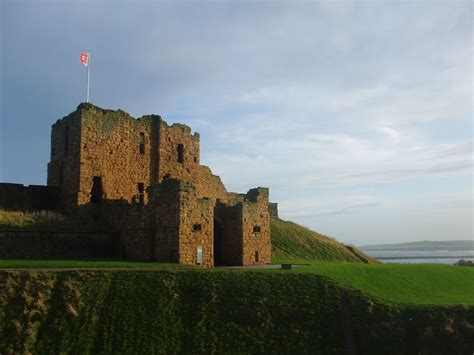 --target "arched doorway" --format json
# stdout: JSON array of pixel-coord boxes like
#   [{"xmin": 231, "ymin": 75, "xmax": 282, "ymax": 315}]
[{"xmin": 214, "ymin": 219, "xmax": 223, "ymax": 266}]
